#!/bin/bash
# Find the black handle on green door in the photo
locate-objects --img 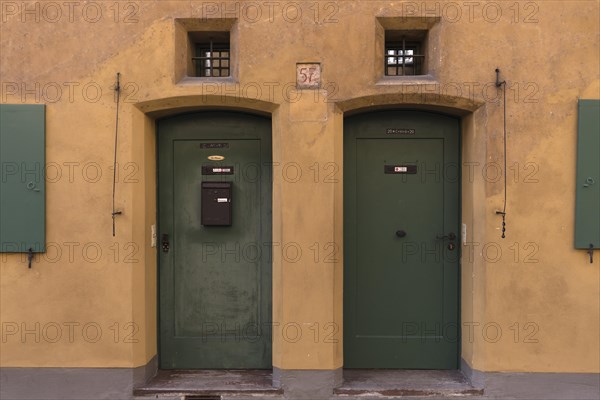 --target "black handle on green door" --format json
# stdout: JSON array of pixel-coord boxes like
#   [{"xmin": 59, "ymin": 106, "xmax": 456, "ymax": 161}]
[
  {"xmin": 396, "ymin": 230, "xmax": 407, "ymax": 238},
  {"xmin": 436, "ymin": 232, "xmax": 456, "ymax": 240}
]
